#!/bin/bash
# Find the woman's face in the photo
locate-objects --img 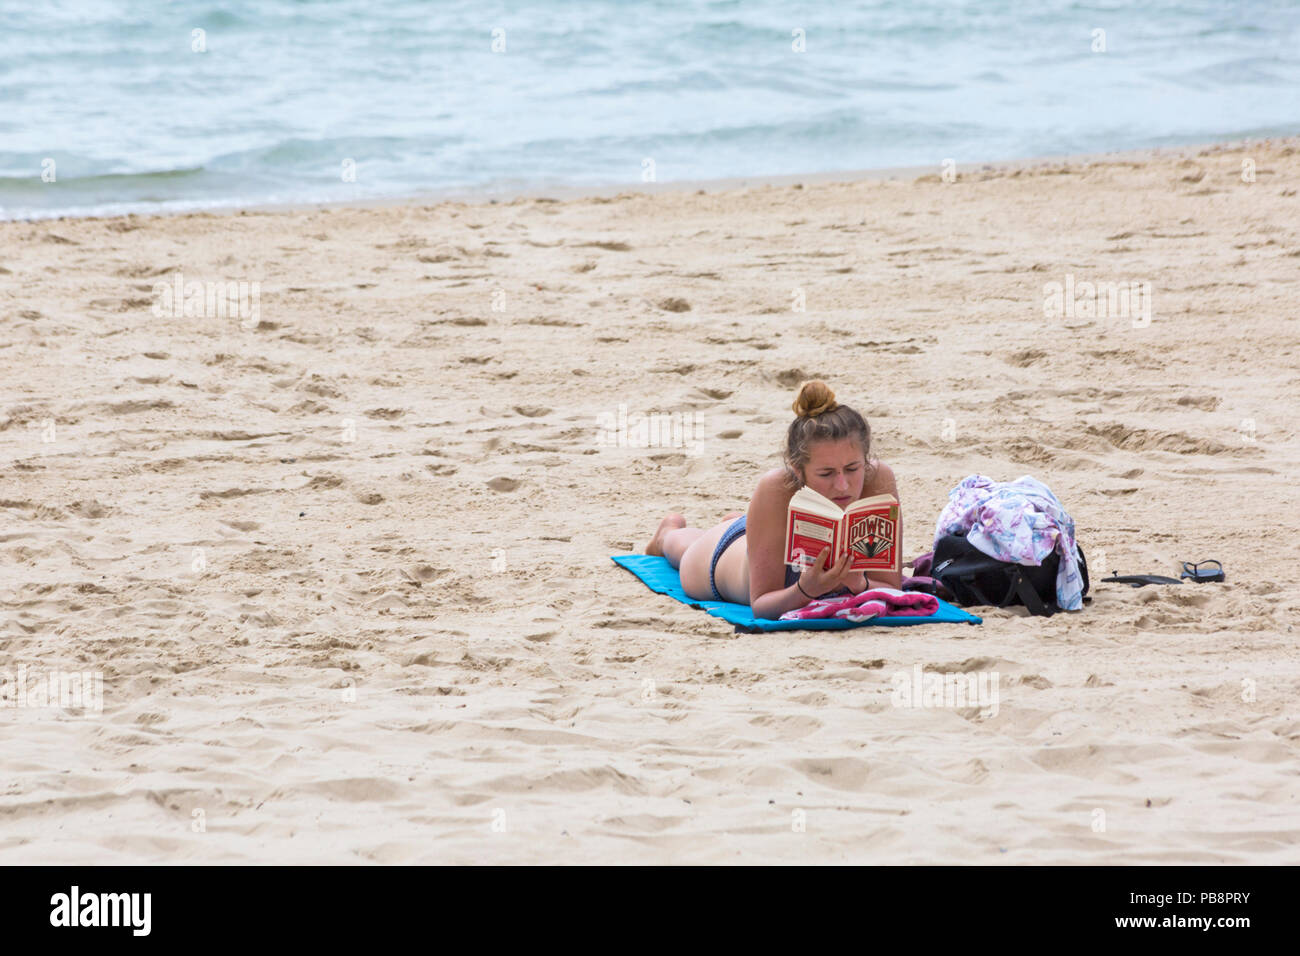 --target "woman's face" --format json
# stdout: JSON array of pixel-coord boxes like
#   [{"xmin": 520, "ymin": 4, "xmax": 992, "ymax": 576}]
[{"xmin": 801, "ymin": 438, "xmax": 867, "ymax": 507}]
